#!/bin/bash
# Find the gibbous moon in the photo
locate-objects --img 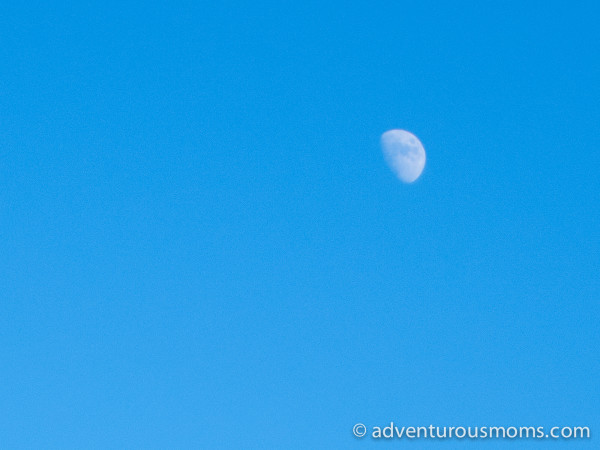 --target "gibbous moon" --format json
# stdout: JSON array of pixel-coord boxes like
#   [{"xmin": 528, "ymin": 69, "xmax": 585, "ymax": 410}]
[{"xmin": 381, "ymin": 129, "xmax": 426, "ymax": 183}]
